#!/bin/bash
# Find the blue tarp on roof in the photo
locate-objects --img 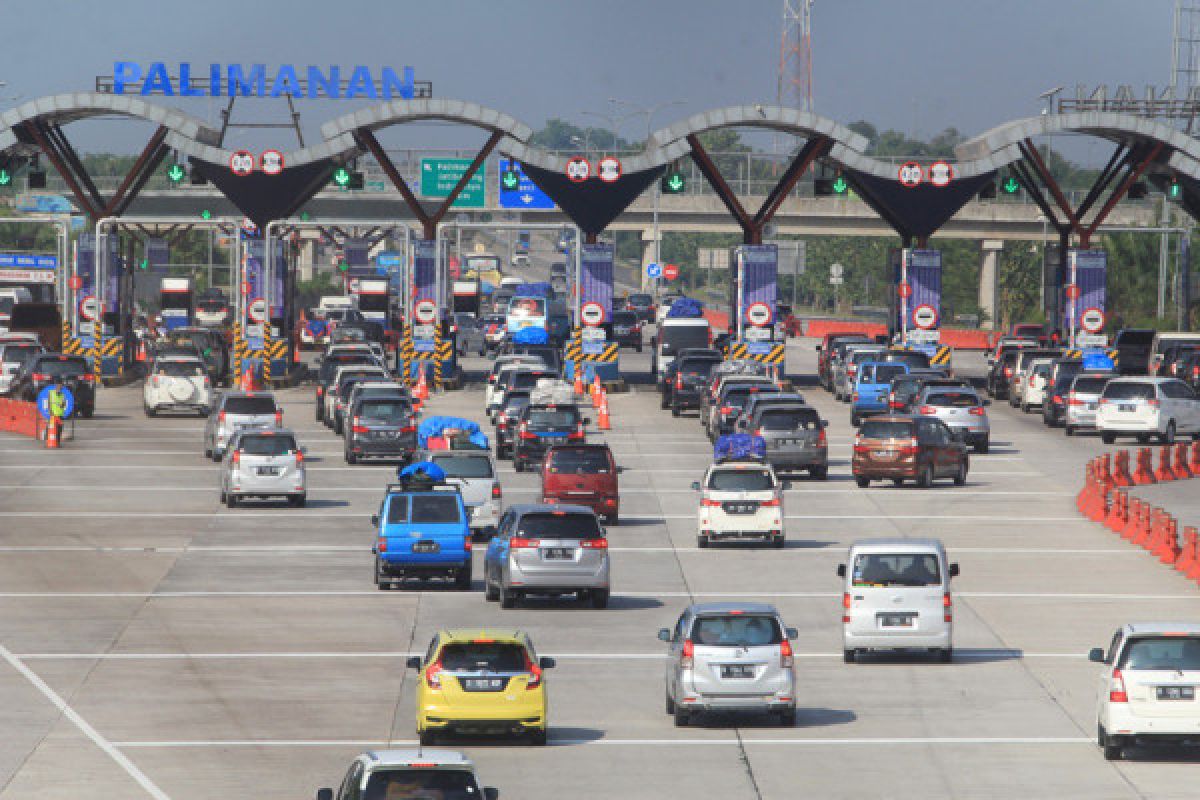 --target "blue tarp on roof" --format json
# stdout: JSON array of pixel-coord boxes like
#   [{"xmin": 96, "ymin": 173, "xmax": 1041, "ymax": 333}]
[
  {"xmin": 713, "ymin": 433, "xmax": 766, "ymax": 462},
  {"xmin": 396, "ymin": 461, "xmax": 447, "ymax": 483},
  {"xmin": 513, "ymin": 327, "xmax": 549, "ymax": 345},
  {"xmin": 514, "ymin": 282, "xmax": 551, "ymax": 298},
  {"xmin": 417, "ymin": 416, "xmax": 488, "ymax": 449},
  {"xmin": 667, "ymin": 297, "xmax": 704, "ymax": 318}
]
